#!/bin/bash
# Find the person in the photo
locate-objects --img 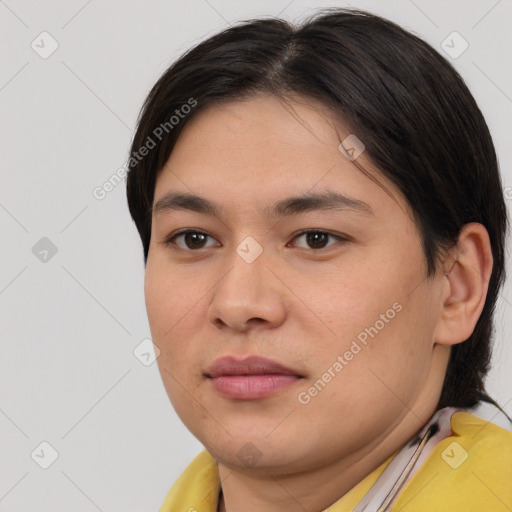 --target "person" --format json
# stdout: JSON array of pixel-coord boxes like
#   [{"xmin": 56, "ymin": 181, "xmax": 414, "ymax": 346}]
[{"xmin": 125, "ymin": 7, "xmax": 512, "ymax": 512}]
